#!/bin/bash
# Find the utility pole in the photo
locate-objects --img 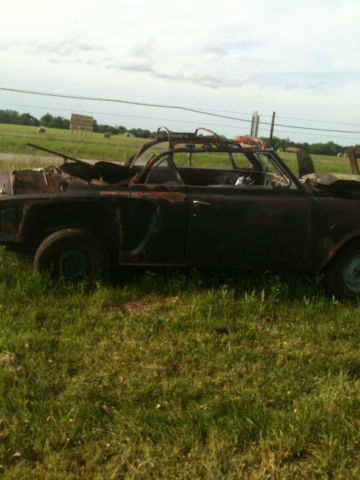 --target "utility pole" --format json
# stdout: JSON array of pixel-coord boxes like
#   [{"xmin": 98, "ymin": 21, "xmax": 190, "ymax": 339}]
[
  {"xmin": 250, "ymin": 111, "xmax": 260, "ymax": 137},
  {"xmin": 269, "ymin": 111, "xmax": 276, "ymax": 143}
]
